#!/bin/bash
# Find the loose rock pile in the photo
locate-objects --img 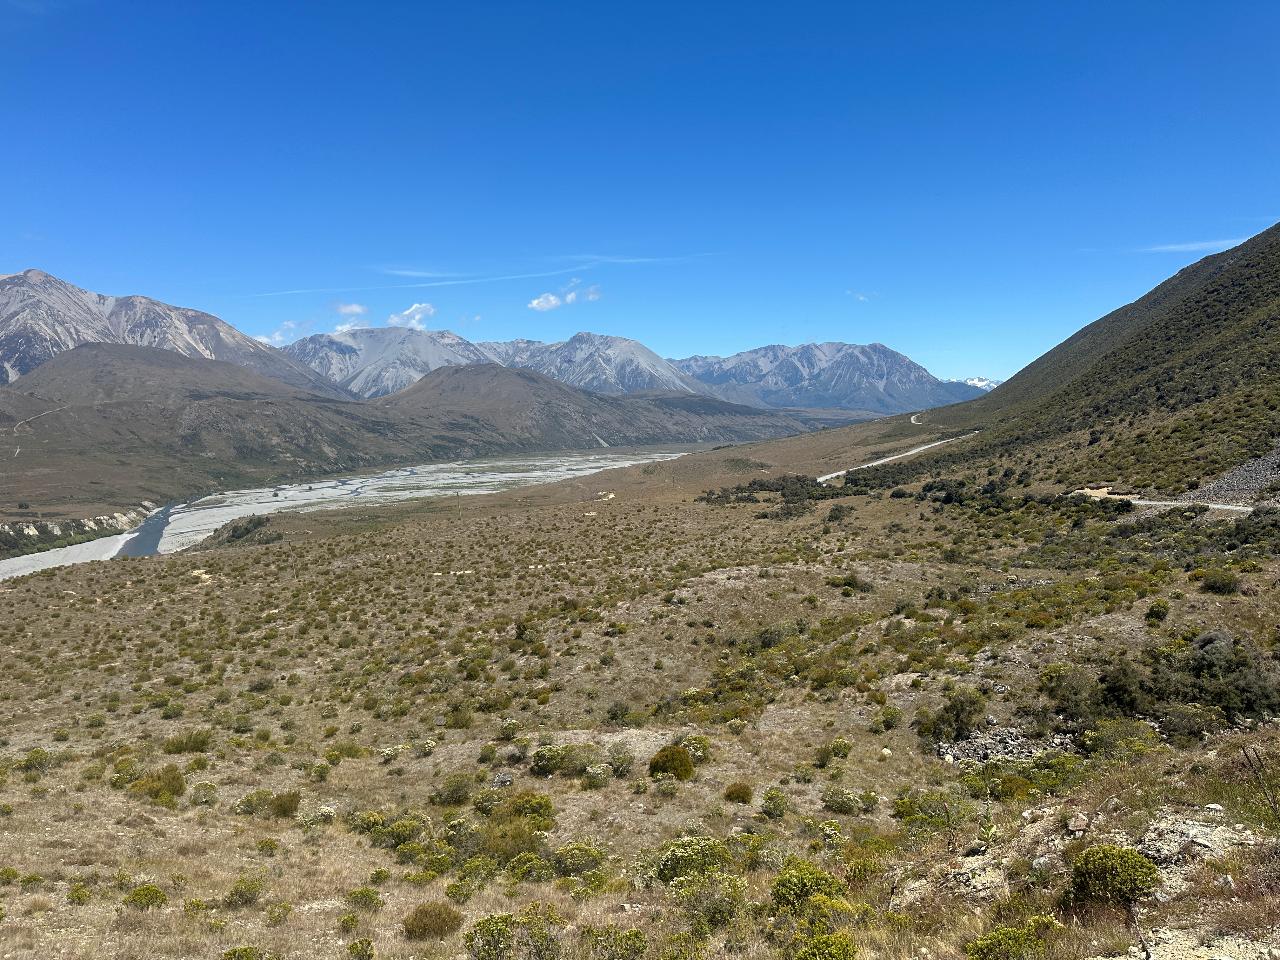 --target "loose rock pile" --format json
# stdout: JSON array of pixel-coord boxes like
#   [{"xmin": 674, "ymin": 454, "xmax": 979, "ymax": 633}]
[
  {"xmin": 939, "ymin": 728, "xmax": 1074, "ymax": 764},
  {"xmin": 1182, "ymin": 446, "xmax": 1280, "ymax": 507}
]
